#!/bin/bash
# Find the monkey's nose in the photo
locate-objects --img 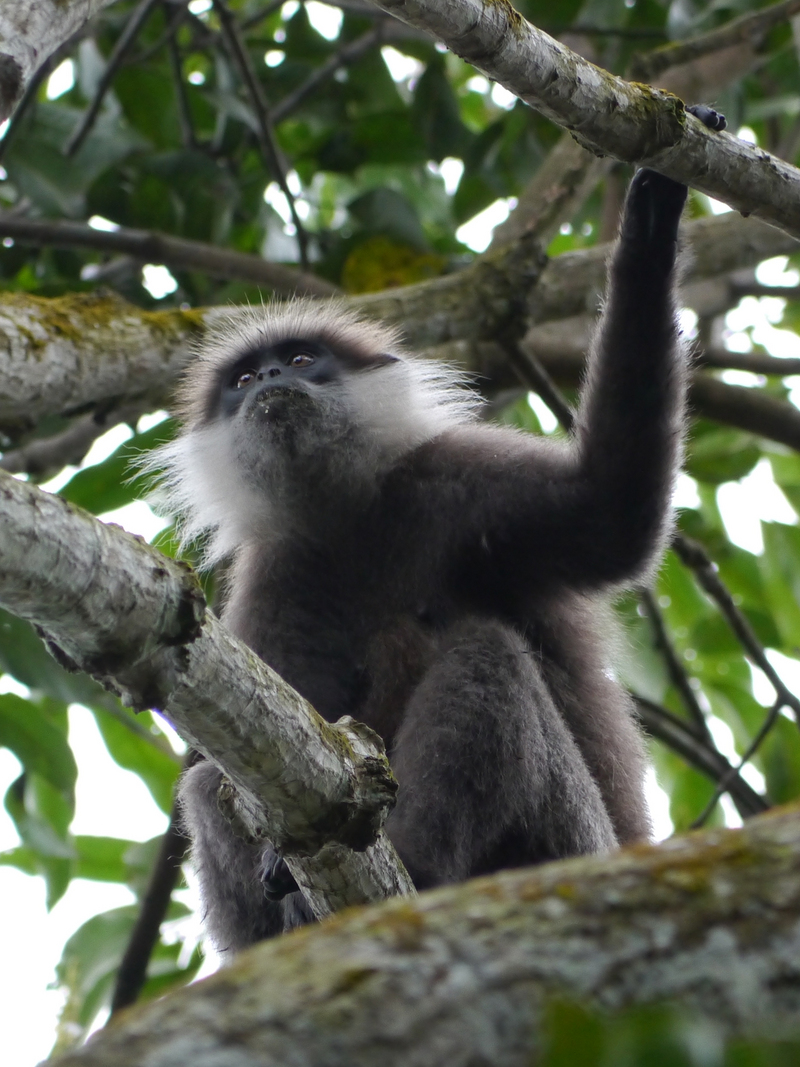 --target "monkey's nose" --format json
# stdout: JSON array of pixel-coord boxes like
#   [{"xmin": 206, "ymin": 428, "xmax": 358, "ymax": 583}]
[{"xmin": 268, "ymin": 368, "xmax": 281, "ymax": 378}]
